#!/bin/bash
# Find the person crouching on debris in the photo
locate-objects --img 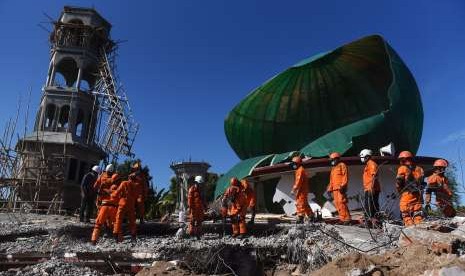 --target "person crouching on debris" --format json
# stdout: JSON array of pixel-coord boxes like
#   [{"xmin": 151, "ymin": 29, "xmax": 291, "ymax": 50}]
[
  {"xmin": 132, "ymin": 162, "xmax": 149, "ymax": 224},
  {"xmin": 113, "ymin": 173, "xmax": 141, "ymax": 242},
  {"xmin": 188, "ymin": 176, "xmax": 205, "ymax": 239},
  {"xmin": 241, "ymin": 179, "xmax": 257, "ymax": 225},
  {"xmin": 425, "ymin": 159, "xmax": 456, "ymax": 218},
  {"xmin": 396, "ymin": 151, "xmax": 425, "ymax": 226},
  {"xmin": 80, "ymin": 166, "xmax": 100, "ymax": 223},
  {"xmin": 94, "ymin": 164, "xmax": 115, "ymax": 210},
  {"xmin": 223, "ymin": 177, "xmax": 248, "ymax": 238},
  {"xmin": 290, "ymin": 156, "xmax": 313, "ymax": 224},
  {"xmin": 360, "ymin": 149, "xmax": 381, "ymax": 224},
  {"xmin": 91, "ymin": 173, "xmax": 121, "ymax": 245},
  {"xmin": 327, "ymin": 152, "xmax": 351, "ymax": 224}
]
